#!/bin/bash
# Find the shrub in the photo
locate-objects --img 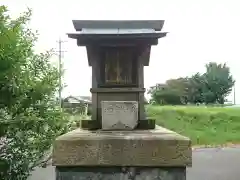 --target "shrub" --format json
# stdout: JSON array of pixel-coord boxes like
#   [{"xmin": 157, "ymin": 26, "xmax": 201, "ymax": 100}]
[{"xmin": 0, "ymin": 6, "xmax": 70, "ymax": 180}]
